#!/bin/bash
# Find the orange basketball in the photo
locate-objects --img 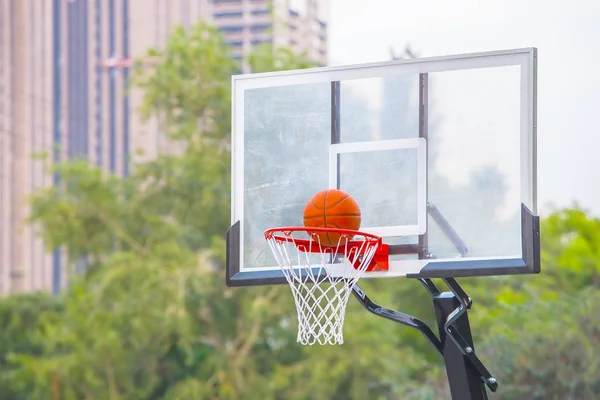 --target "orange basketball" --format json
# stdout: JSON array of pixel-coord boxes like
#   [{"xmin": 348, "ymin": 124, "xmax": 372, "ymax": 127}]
[{"xmin": 303, "ymin": 189, "xmax": 362, "ymax": 246}]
